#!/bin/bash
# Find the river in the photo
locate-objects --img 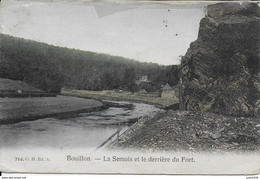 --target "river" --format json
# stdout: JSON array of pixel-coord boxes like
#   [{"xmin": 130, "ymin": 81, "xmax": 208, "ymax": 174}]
[{"xmin": 0, "ymin": 100, "xmax": 161, "ymax": 151}]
